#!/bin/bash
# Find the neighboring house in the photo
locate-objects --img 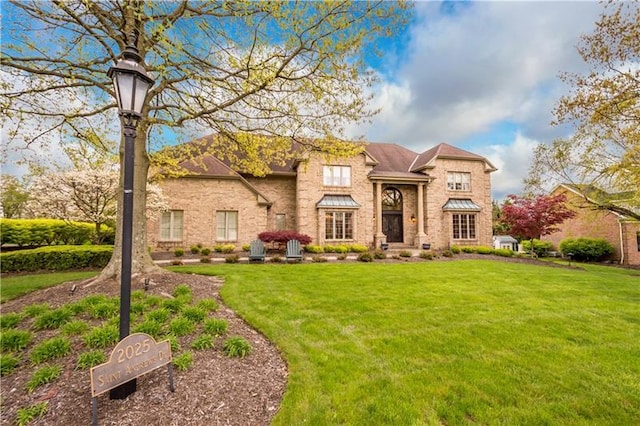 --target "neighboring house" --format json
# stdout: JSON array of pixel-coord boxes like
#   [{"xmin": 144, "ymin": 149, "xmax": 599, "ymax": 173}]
[
  {"xmin": 147, "ymin": 138, "xmax": 497, "ymax": 252},
  {"xmin": 543, "ymin": 184, "xmax": 640, "ymax": 266}
]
